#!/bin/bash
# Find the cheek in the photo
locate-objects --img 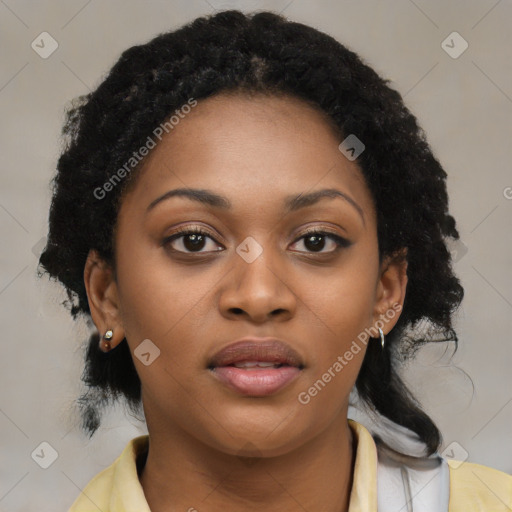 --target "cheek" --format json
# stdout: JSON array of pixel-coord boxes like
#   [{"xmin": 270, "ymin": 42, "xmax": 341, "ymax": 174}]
[
  {"xmin": 295, "ymin": 278, "xmax": 373, "ymax": 415},
  {"xmin": 115, "ymin": 240, "xmax": 181, "ymax": 339},
  {"xmin": 302, "ymin": 248, "xmax": 379, "ymax": 340},
  {"xmin": 114, "ymin": 236, "xmax": 223, "ymax": 369},
  {"xmin": 293, "ymin": 248, "xmax": 378, "ymax": 399},
  {"xmin": 320, "ymin": 270, "xmax": 376, "ymax": 336}
]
